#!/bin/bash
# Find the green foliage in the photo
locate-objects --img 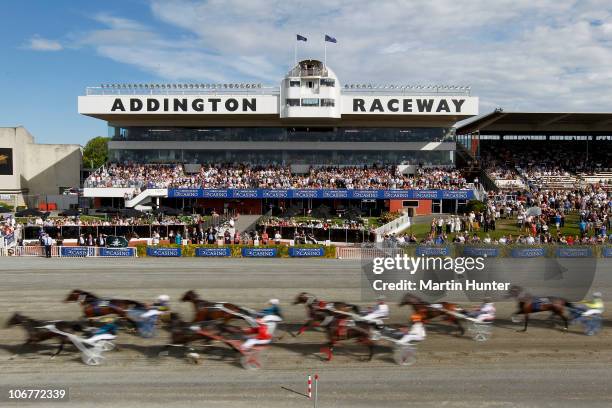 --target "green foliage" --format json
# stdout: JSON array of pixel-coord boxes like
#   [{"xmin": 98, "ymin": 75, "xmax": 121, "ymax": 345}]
[
  {"xmin": 136, "ymin": 243, "xmax": 336, "ymax": 258},
  {"xmin": 379, "ymin": 211, "xmax": 402, "ymax": 224},
  {"xmin": 466, "ymin": 200, "xmax": 486, "ymax": 213},
  {"xmin": 83, "ymin": 136, "xmax": 110, "ymax": 169}
]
